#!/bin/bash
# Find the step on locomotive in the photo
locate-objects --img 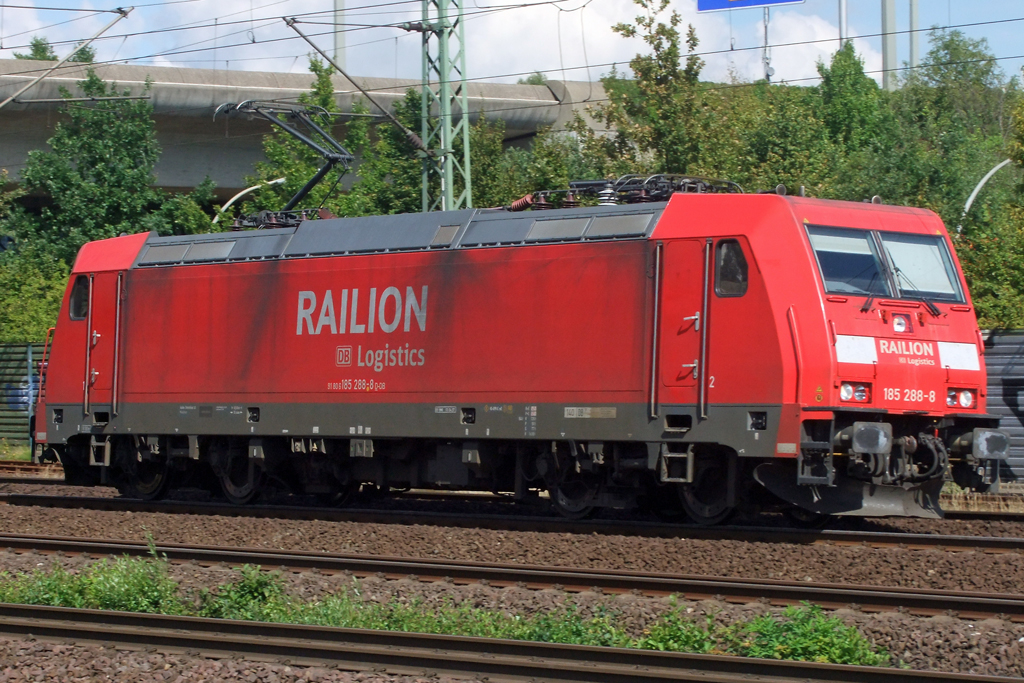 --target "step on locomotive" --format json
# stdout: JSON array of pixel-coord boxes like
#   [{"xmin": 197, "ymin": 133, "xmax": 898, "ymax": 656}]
[{"xmin": 31, "ymin": 176, "xmax": 1010, "ymax": 523}]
